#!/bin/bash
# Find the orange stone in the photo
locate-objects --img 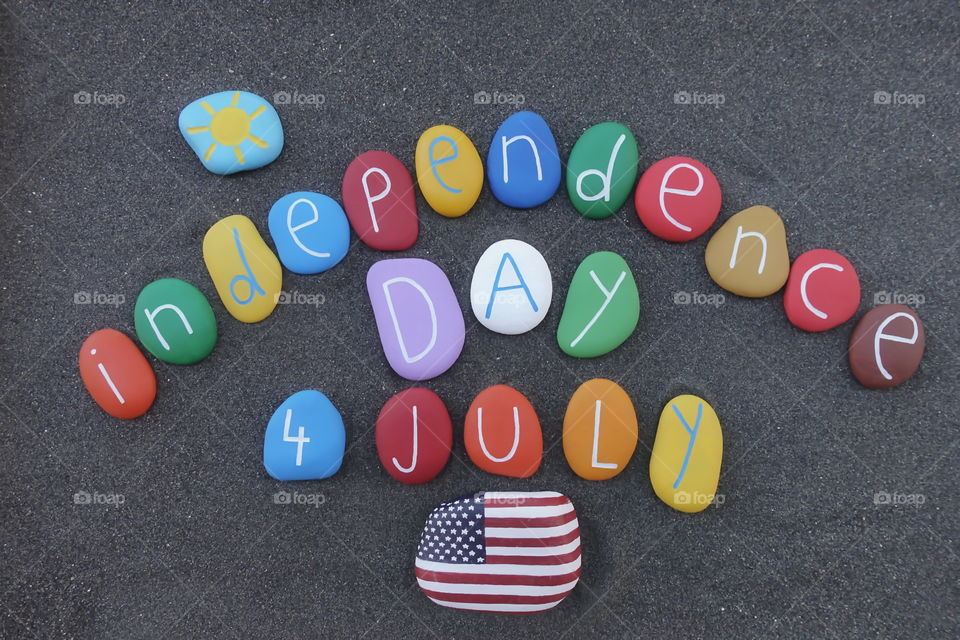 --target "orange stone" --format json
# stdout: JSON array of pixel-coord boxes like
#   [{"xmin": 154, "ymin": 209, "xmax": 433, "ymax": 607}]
[
  {"xmin": 464, "ymin": 385, "xmax": 542, "ymax": 478},
  {"xmin": 79, "ymin": 328, "xmax": 157, "ymax": 419},
  {"xmin": 562, "ymin": 379, "xmax": 638, "ymax": 480}
]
